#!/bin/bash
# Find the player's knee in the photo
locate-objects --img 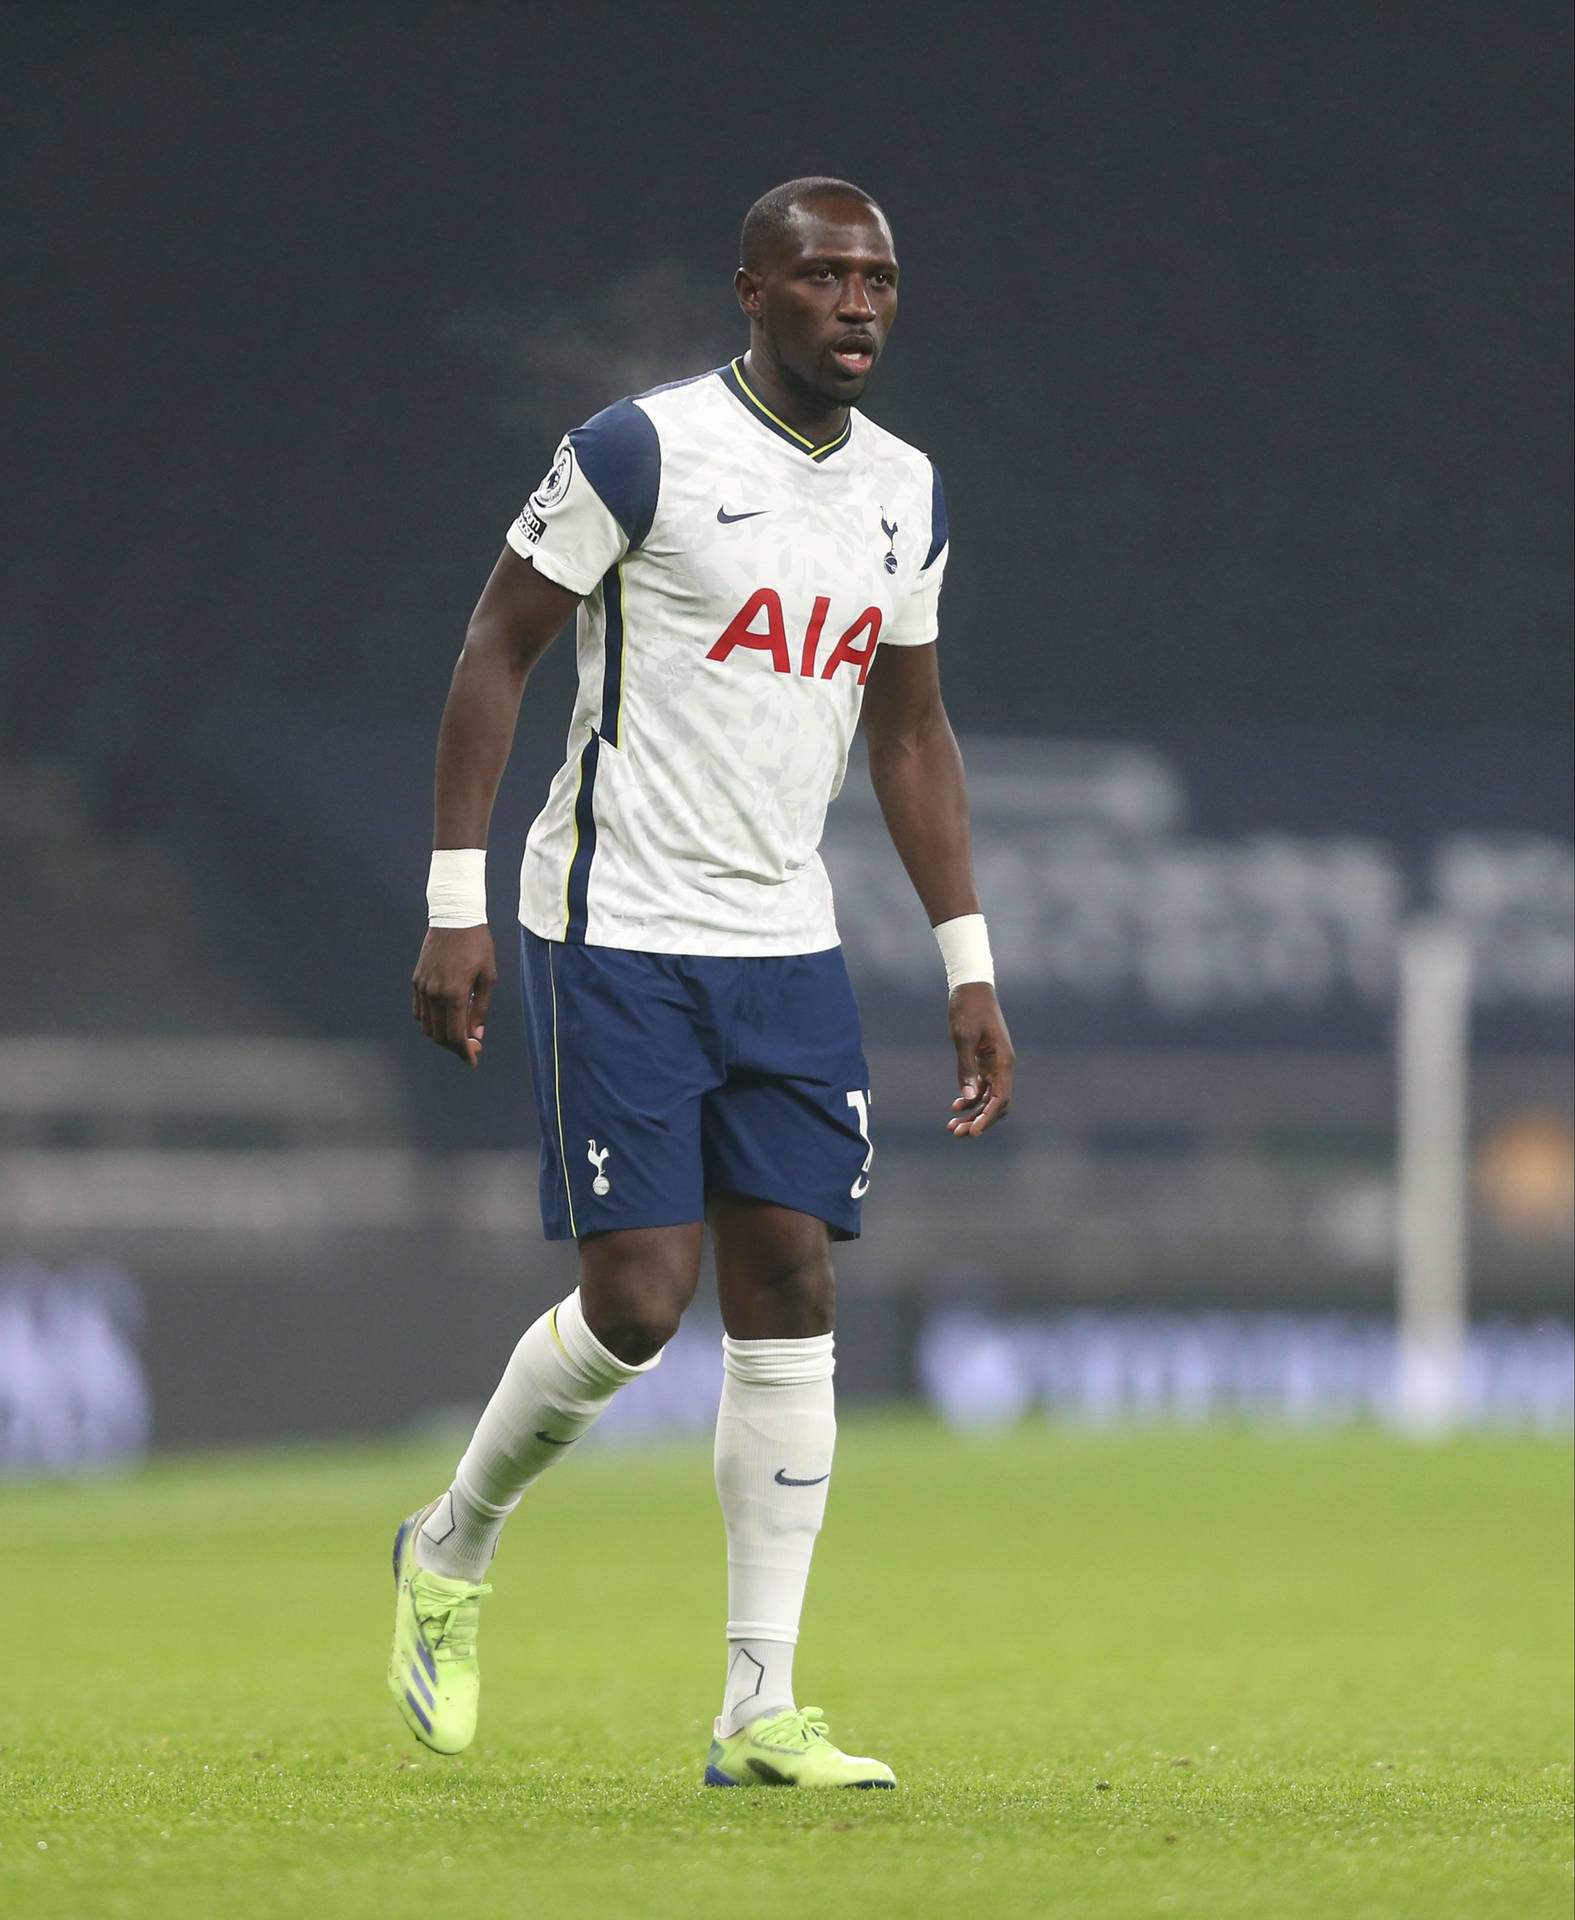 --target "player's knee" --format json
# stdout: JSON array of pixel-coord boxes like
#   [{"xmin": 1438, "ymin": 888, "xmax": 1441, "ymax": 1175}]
[
  {"xmin": 578, "ymin": 1225, "xmax": 700, "ymax": 1363},
  {"xmin": 762, "ymin": 1255, "xmax": 836, "ymax": 1332},
  {"xmin": 578, "ymin": 1262, "xmax": 692, "ymax": 1363},
  {"xmin": 589, "ymin": 1300, "xmax": 682, "ymax": 1366},
  {"xmin": 790, "ymin": 1270, "xmax": 836, "ymax": 1331}
]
